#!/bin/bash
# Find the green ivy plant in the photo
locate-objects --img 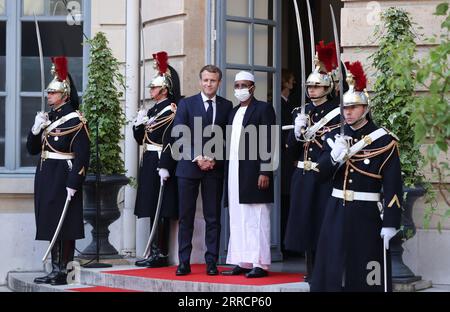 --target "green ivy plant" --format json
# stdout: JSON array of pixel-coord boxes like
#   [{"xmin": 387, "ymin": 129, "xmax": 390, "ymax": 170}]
[
  {"xmin": 370, "ymin": 7, "xmax": 425, "ymax": 188},
  {"xmin": 406, "ymin": 3, "xmax": 450, "ymax": 228},
  {"xmin": 81, "ymin": 32, "xmax": 126, "ymax": 175}
]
